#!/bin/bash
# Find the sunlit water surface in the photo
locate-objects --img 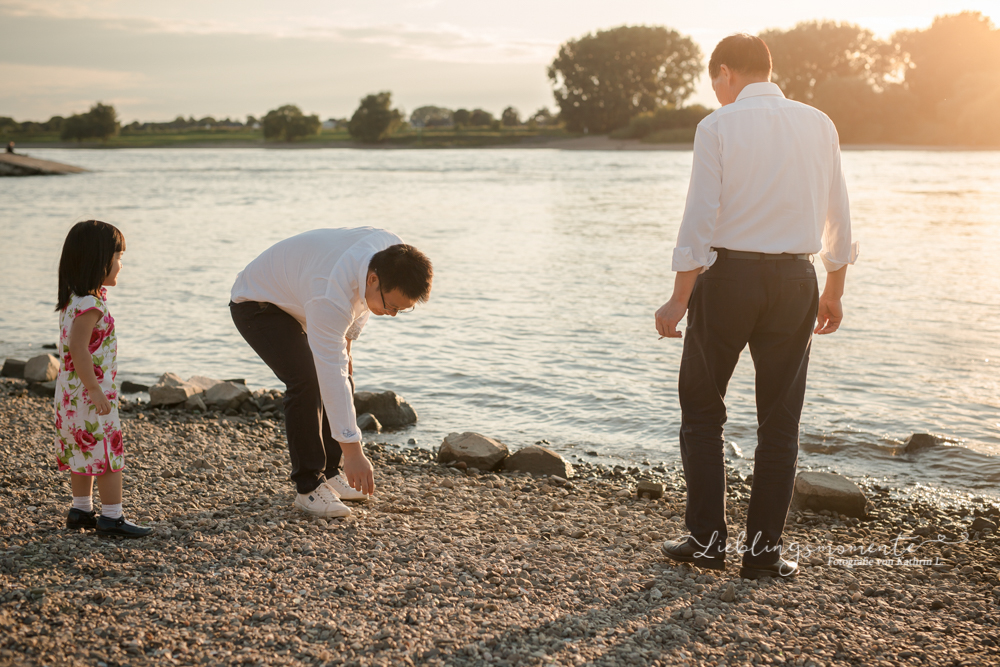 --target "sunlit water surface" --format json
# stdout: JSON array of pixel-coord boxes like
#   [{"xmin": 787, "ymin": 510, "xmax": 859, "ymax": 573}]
[{"xmin": 2, "ymin": 148, "xmax": 998, "ymax": 499}]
